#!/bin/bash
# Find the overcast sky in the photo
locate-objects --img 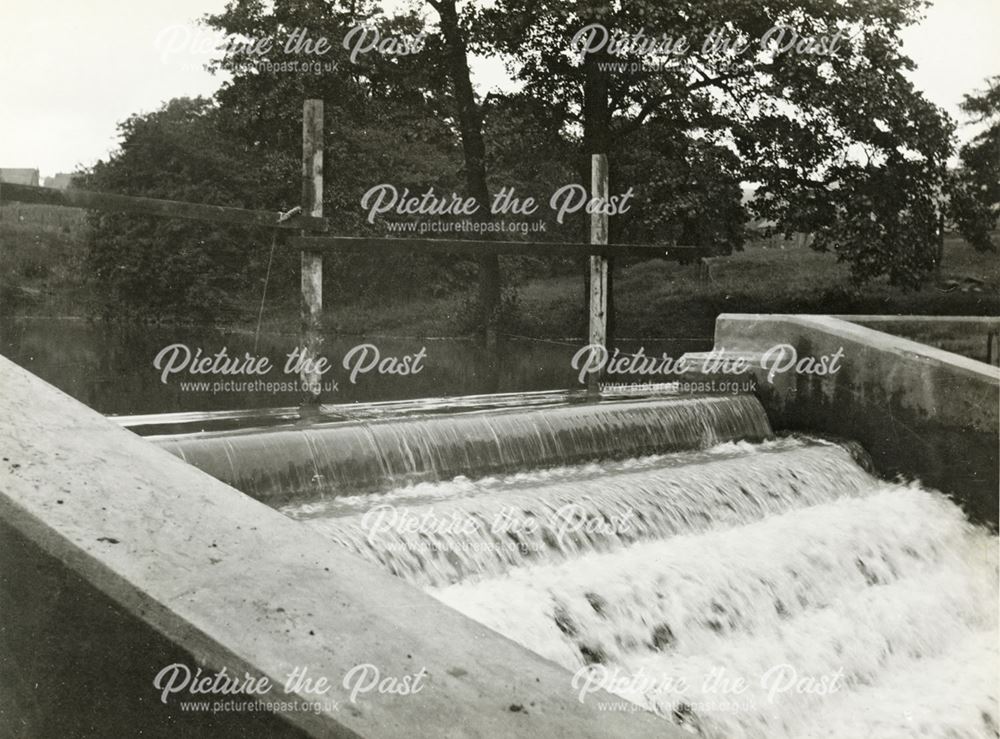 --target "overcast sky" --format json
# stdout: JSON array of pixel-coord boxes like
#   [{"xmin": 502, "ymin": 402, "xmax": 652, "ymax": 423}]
[{"xmin": 0, "ymin": 0, "xmax": 996, "ymax": 177}]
